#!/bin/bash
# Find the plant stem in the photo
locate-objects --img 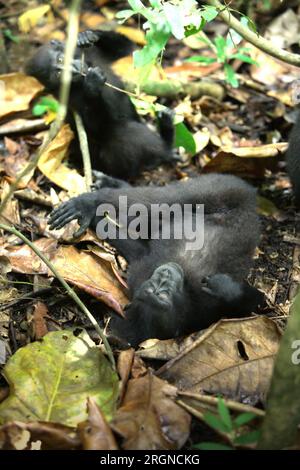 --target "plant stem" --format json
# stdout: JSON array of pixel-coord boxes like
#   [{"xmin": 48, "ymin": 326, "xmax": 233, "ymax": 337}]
[
  {"xmin": 0, "ymin": 0, "xmax": 82, "ymax": 217},
  {"xmin": 0, "ymin": 223, "xmax": 115, "ymax": 369},
  {"xmin": 73, "ymin": 111, "xmax": 92, "ymax": 191}
]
